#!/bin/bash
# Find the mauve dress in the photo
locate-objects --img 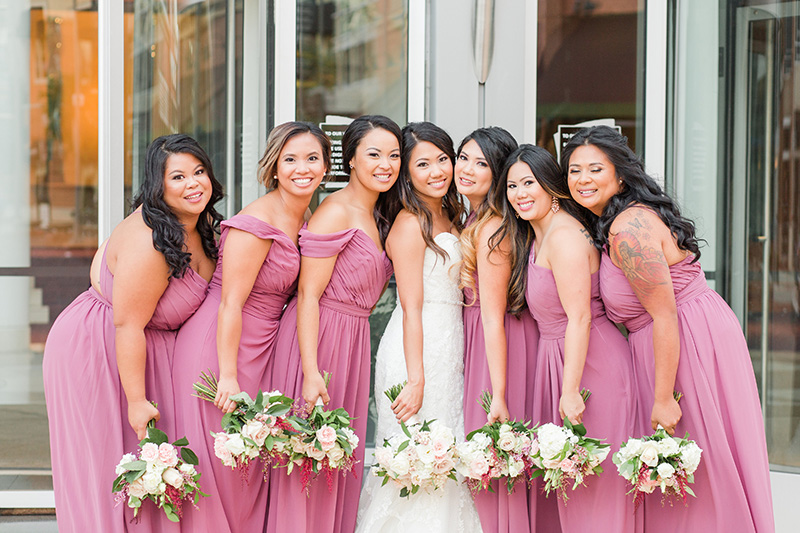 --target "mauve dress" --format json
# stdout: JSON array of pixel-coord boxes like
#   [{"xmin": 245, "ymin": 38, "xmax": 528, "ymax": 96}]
[
  {"xmin": 43, "ymin": 246, "xmax": 208, "ymax": 533},
  {"xmin": 171, "ymin": 215, "xmax": 300, "ymax": 533},
  {"xmin": 526, "ymin": 249, "xmax": 639, "ymax": 533},
  {"xmin": 265, "ymin": 227, "xmax": 393, "ymax": 533},
  {"xmin": 461, "ymin": 216, "xmax": 546, "ymax": 533},
  {"xmin": 599, "ymin": 252, "xmax": 775, "ymax": 532}
]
